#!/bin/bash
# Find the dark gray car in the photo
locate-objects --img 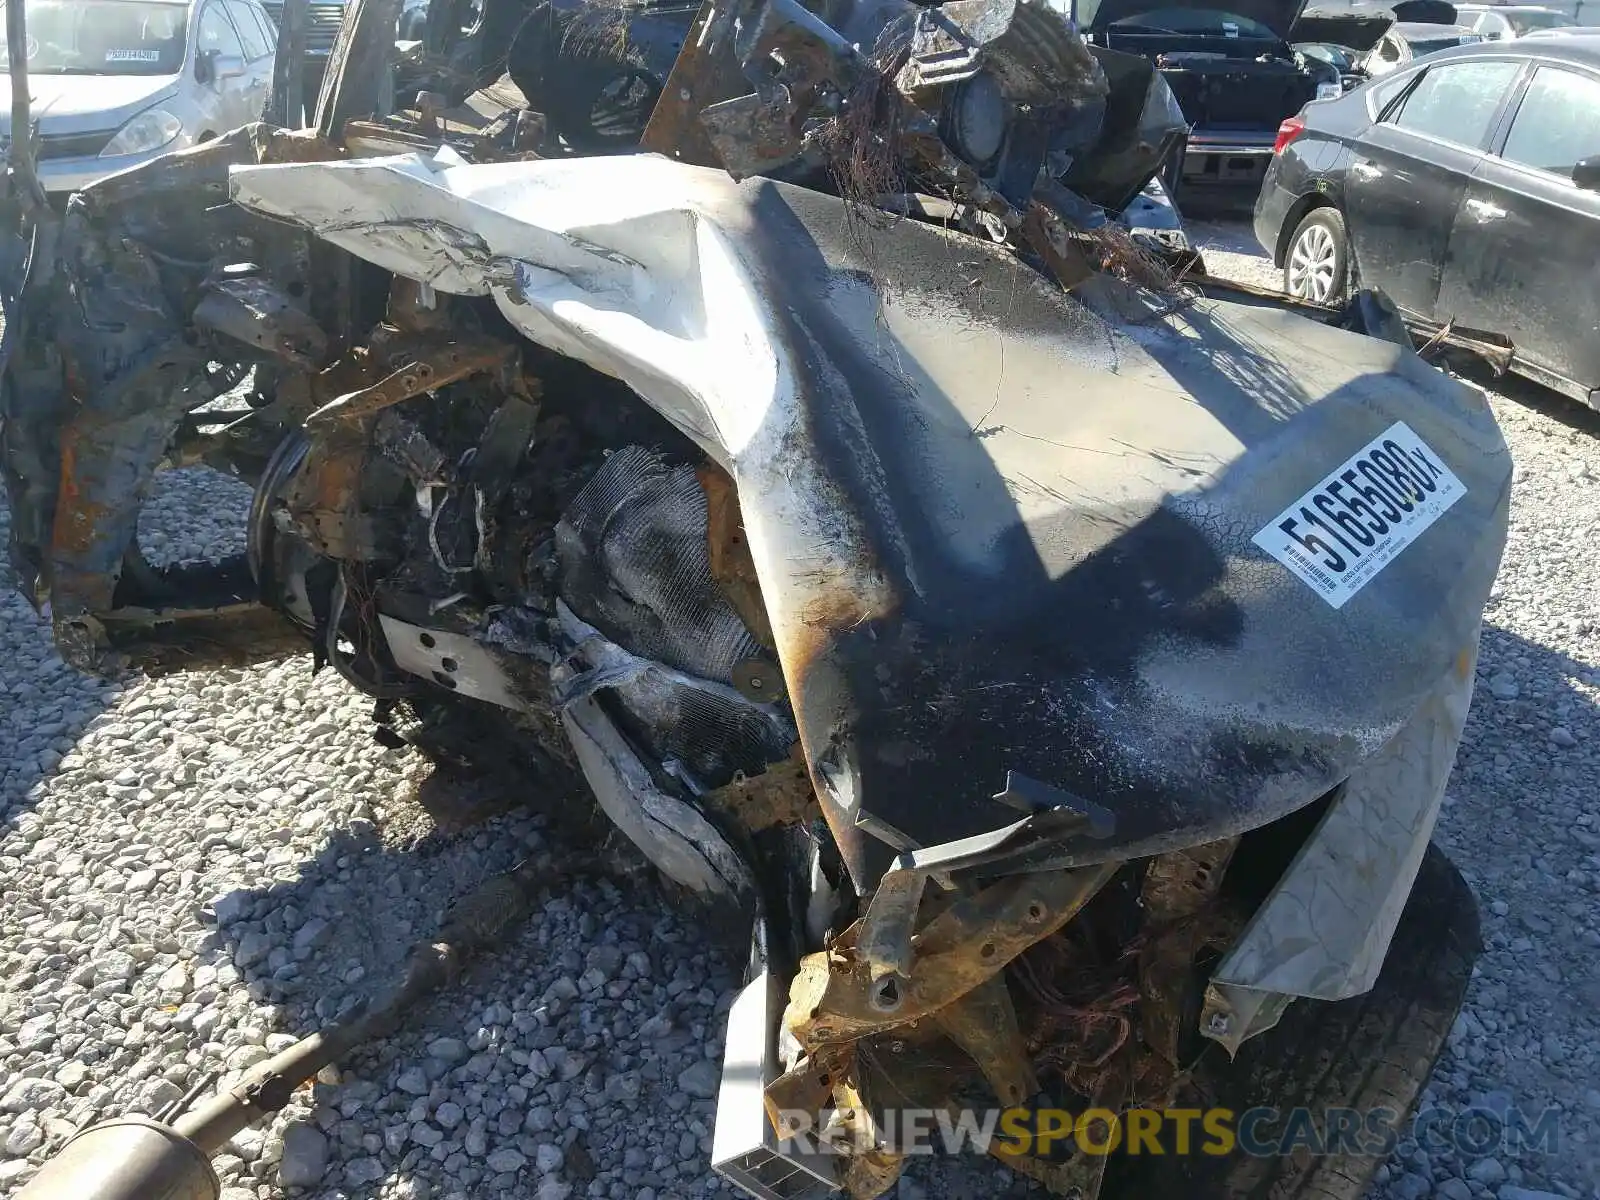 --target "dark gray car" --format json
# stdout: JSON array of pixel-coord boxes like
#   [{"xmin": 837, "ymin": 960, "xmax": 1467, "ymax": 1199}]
[{"xmin": 1255, "ymin": 35, "xmax": 1600, "ymax": 407}]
